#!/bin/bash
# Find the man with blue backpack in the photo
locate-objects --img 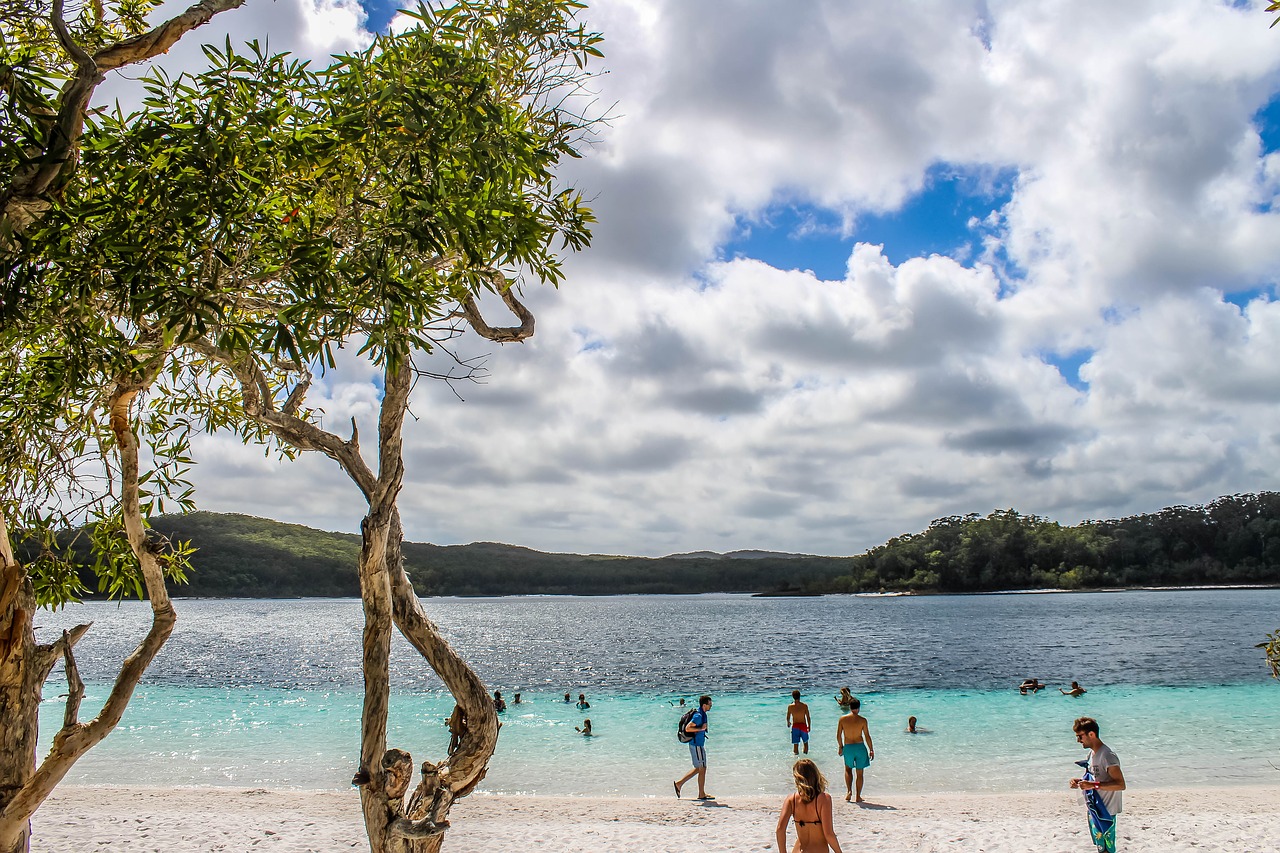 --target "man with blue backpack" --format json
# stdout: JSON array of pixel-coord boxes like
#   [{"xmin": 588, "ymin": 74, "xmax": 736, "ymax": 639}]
[{"xmin": 673, "ymin": 695, "xmax": 714, "ymax": 800}]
